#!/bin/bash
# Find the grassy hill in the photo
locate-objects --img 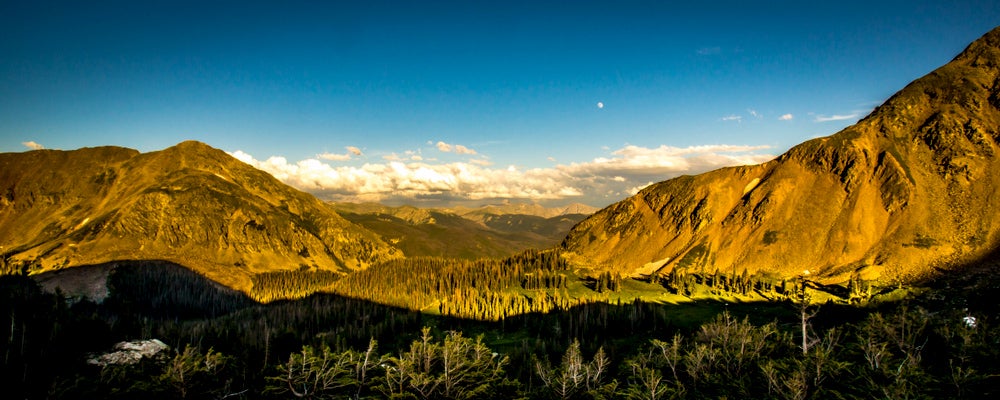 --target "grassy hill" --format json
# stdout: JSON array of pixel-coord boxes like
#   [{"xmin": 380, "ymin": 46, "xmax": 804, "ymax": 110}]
[{"xmin": 0, "ymin": 141, "xmax": 400, "ymax": 291}]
